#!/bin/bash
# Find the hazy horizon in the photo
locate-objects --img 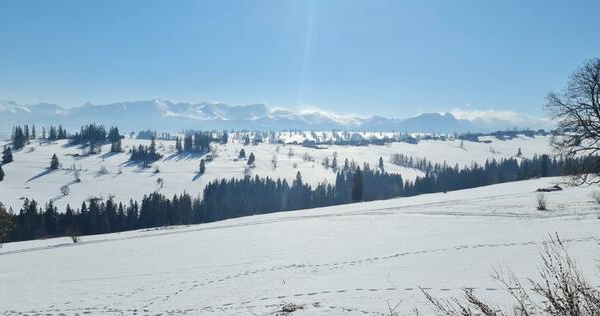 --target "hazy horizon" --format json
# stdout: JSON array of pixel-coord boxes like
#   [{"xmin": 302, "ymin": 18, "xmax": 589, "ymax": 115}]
[{"xmin": 2, "ymin": 0, "xmax": 599, "ymax": 118}]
